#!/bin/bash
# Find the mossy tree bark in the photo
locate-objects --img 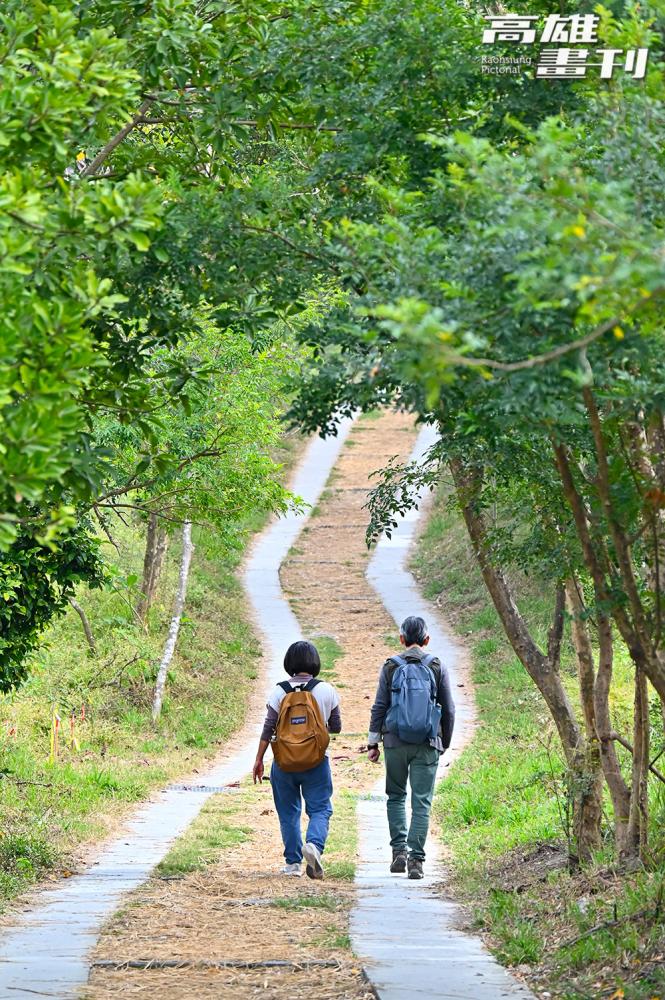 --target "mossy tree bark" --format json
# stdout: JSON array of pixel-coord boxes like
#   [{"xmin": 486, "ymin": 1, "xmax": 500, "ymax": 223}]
[
  {"xmin": 626, "ymin": 667, "xmax": 650, "ymax": 862},
  {"xmin": 565, "ymin": 580, "xmax": 631, "ymax": 859}
]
